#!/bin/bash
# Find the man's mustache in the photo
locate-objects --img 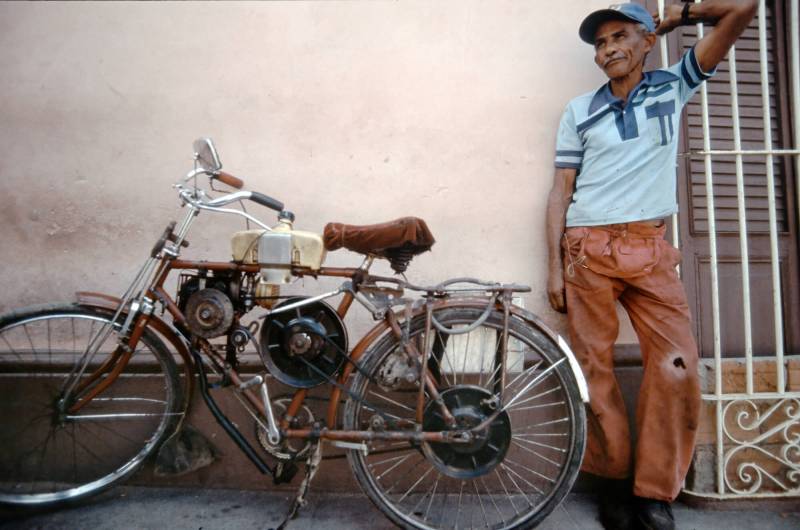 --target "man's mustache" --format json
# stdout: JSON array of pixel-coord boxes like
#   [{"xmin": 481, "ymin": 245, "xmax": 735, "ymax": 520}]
[{"xmin": 603, "ymin": 56, "xmax": 625, "ymax": 67}]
